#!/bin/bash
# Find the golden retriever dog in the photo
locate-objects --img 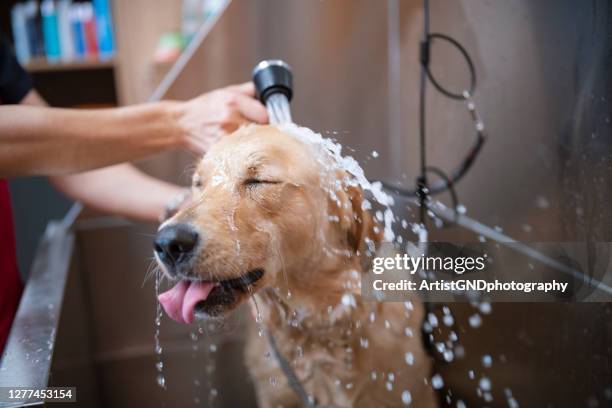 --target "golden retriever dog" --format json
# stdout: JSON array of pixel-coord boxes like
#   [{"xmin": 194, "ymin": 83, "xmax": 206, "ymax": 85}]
[{"xmin": 154, "ymin": 125, "xmax": 436, "ymax": 407}]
